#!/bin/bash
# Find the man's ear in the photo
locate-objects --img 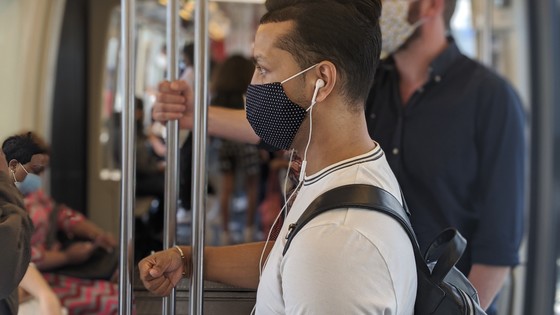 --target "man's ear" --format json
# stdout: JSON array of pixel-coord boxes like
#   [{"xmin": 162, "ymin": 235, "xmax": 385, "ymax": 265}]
[
  {"xmin": 423, "ymin": 0, "xmax": 445, "ymax": 19},
  {"xmin": 8, "ymin": 159, "xmax": 18, "ymax": 171},
  {"xmin": 313, "ymin": 61, "xmax": 337, "ymax": 103}
]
